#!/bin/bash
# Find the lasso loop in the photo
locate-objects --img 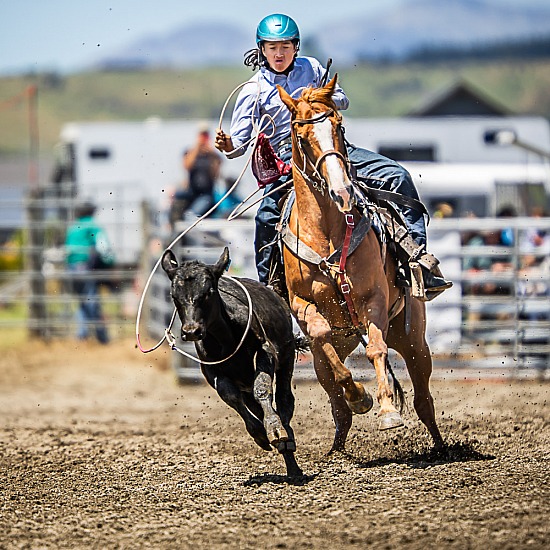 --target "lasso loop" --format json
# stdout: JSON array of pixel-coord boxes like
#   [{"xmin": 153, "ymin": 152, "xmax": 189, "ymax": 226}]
[{"xmin": 136, "ymin": 80, "xmax": 305, "ymax": 355}]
